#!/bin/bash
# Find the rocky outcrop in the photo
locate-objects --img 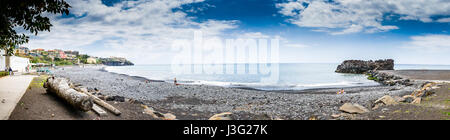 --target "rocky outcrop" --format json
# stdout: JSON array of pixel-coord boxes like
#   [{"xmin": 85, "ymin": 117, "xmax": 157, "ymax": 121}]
[
  {"xmin": 371, "ymin": 82, "xmax": 441, "ymax": 111},
  {"xmin": 335, "ymin": 59, "xmax": 394, "ymax": 74},
  {"xmin": 366, "ymin": 70, "xmax": 413, "ymax": 86},
  {"xmin": 100, "ymin": 57, "xmax": 134, "ymax": 66}
]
